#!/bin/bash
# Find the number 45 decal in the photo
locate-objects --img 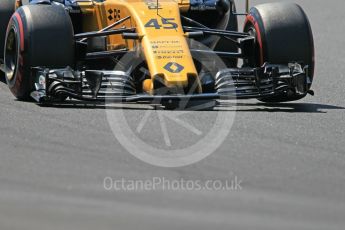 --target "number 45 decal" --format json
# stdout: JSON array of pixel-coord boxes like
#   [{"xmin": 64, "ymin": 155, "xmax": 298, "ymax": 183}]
[{"xmin": 145, "ymin": 18, "xmax": 178, "ymax": 29}]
